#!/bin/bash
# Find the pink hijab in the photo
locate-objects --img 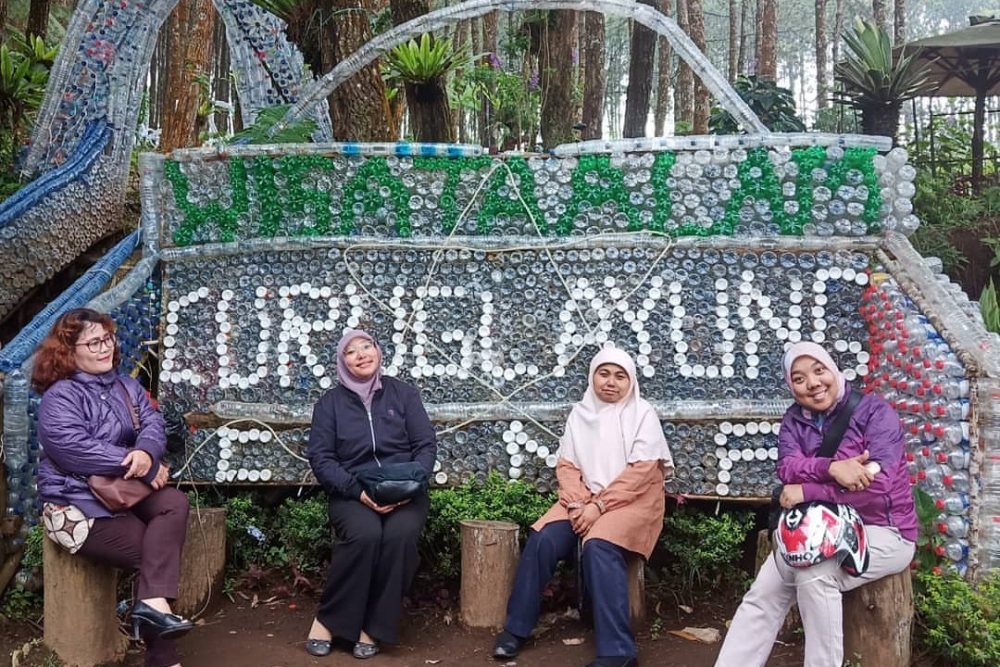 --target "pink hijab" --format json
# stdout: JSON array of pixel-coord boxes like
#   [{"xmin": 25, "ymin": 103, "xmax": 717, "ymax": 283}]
[
  {"xmin": 557, "ymin": 347, "xmax": 673, "ymax": 493},
  {"xmin": 781, "ymin": 341, "xmax": 847, "ymax": 407},
  {"xmin": 336, "ymin": 330, "xmax": 383, "ymax": 409}
]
